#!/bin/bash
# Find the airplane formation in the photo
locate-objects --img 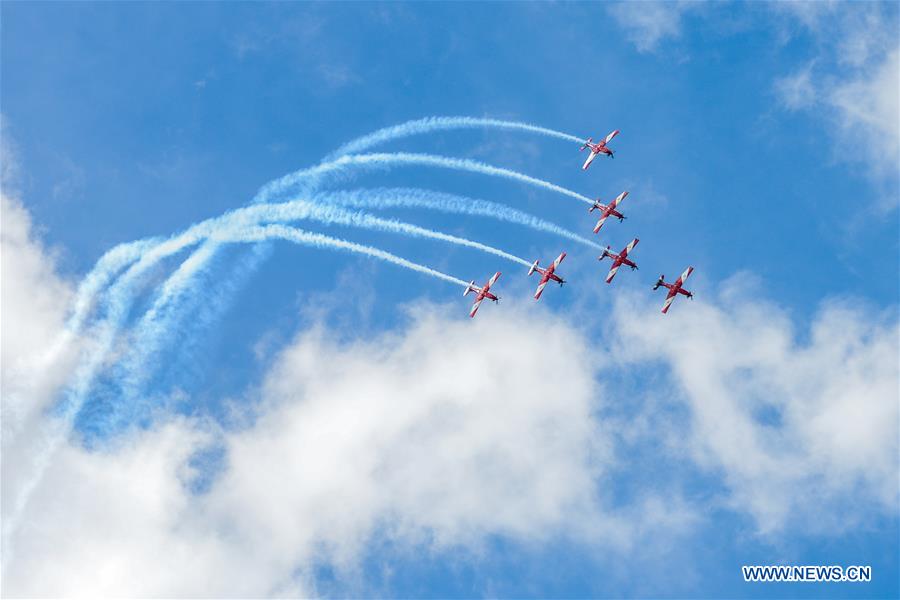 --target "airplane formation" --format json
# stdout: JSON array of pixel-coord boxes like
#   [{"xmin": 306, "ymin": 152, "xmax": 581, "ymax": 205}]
[{"xmin": 464, "ymin": 129, "xmax": 694, "ymax": 317}]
